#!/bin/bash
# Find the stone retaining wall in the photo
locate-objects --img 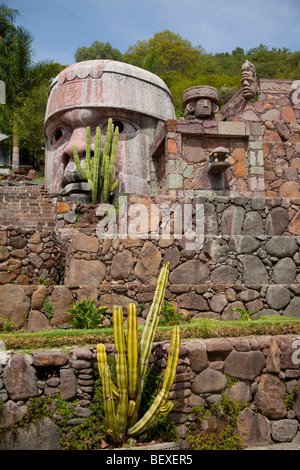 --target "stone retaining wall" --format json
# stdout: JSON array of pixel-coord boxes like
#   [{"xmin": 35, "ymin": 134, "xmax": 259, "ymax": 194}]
[
  {"xmin": 0, "ymin": 335, "xmax": 299, "ymax": 449},
  {"xmin": 3, "ymin": 195, "xmax": 300, "ymax": 330}
]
